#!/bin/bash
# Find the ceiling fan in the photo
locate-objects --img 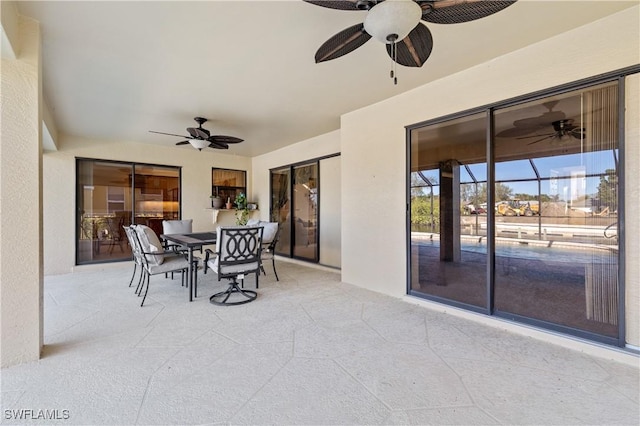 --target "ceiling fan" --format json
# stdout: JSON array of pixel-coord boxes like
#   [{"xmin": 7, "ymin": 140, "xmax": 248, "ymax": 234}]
[
  {"xmin": 519, "ymin": 119, "xmax": 586, "ymax": 145},
  {"xmin": 495, "ymin": 101, "xmax": 567, "ymax": 138},
  {"xmin": 303, "ymin": 0, "xmax": 517, "ymax": 83},
  {"xmin": 149, "ymin": 117, "xmax": 243, "ymax": 151}
]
